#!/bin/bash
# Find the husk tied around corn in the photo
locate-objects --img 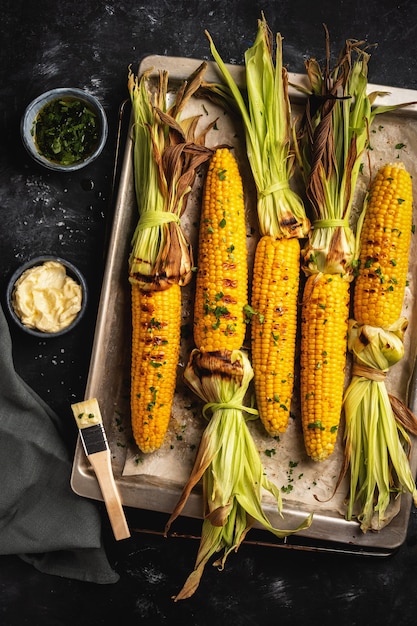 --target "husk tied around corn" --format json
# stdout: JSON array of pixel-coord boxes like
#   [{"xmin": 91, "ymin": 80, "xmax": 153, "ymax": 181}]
[
  {"xmin": 294, "ymin": 27, "xmax": 412, "ymax": 462},
  {"xmin": 166, "ymin": 348, "xmax": 311, "ymax": 601},
  {"xmin": 128, "ymin": 62, "xmax": 215, "ymax": 291},
  {"xmin": 205, "ymin": 14, "xmax": 310, "ymax": 437},
  {"xmin": 165, "ymin": 147, "xmax": 312, "ymax": 602},
  {"xmin": 127, "ymin": 62, "xmax": 214, "ymax": 453}
]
